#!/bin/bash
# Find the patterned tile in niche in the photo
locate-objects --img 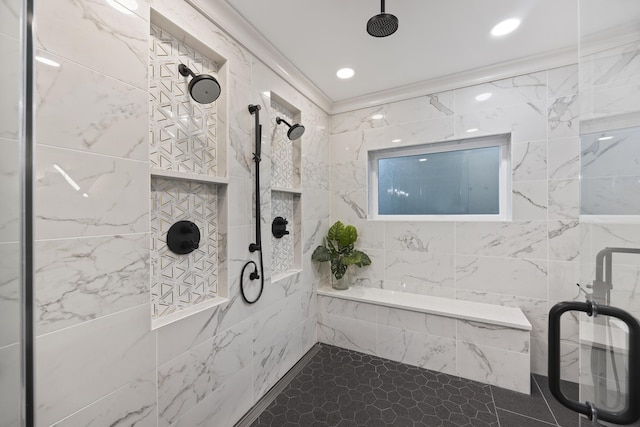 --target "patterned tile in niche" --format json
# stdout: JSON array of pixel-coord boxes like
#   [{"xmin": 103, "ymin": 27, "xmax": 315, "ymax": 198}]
[
  {"xmin": 270, "ymin": 101, "xmax": 294, "ymax": 188},
  {"xmin": 150, "ymin": 177, "xmax": 218, "ymax": 319},
  {"xmin": 149, "ymin": 23, "xmax": 218, "ymax": 176},
  {"xmin": 271, "ymin": 191, "xmax": 294, "ymax": 275},
  {"xmin": 251, "ymin": 344, "xmax": 499, "ymax": 427}
]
